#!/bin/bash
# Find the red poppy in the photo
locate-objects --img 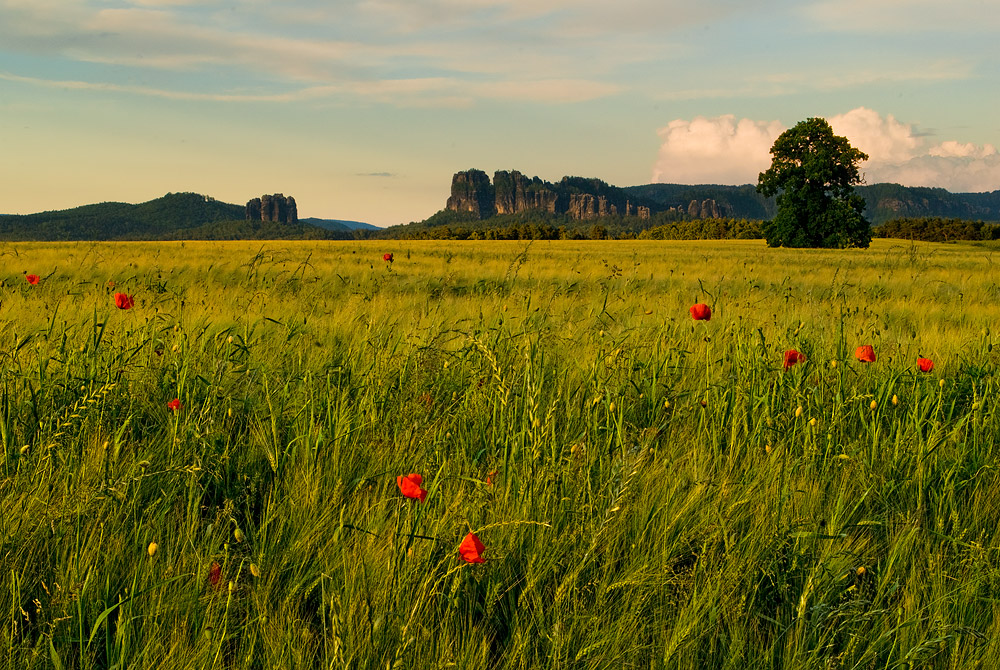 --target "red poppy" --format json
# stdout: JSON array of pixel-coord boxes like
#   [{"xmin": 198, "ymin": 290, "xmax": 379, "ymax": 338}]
[
  {"xmin": 917, "ymin": 357, "xmax": 934, "ymax": 373},
  {"xmin": 208, "ymin": 561, "xmax": 221, "ymax": 589},
  {"xmin": 855, "ymin": 345, "xmax": 876, "ymax": 363},
  {"xmin": 689, "ymin": 303, "xmax": 712, "ymax": 321},
  {"xmin": 783, "ymin": 349, "xmax": 806, "ymax": 369},
  {"xmin": 383, "ymin": 253, "xmax": 394, "ymax": 263},
  {"xmin": 396, "ymin": 473, "xmax": 427, "ymax": 503},
  {"xmin": 107, "ymin": 280, "xmax": 116, "ymax": 288},
  {"xmin": 167, "ymin": 398, "xmax": 182, "ymax": 411},
  {"xmin": 459, "ymin": 532, "xmax": 485, "ymax": 564},
  {"xmin": 114, "ymin": 292, "xmax": 135, "ymax": 310},
  {"xmin": 25, "ymin": 274, "xmax": 40, "ymax": 285},
  {"xmin": 485, "ymin": 470, "xmax": 498, "ymax": 487}
]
